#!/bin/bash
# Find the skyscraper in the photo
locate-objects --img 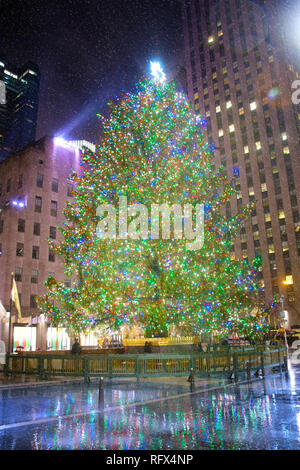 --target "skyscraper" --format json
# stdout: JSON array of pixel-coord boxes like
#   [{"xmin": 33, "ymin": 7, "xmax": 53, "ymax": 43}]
[
  {"xmin": 182, "ymin": 0, "xmax": 300, "ymax": 326},
  {"xmin": 0, "ymin": 59, "xmax": 40, "ymax": 162}
]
